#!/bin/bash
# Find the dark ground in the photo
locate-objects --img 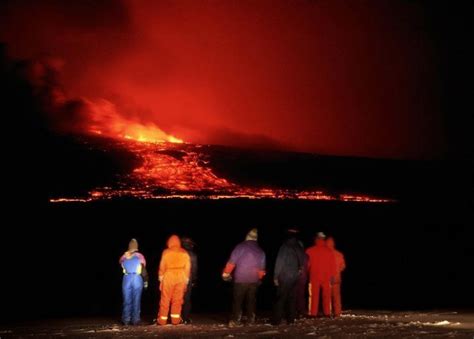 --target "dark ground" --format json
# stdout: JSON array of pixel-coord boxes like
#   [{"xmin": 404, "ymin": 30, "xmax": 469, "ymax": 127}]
[{"xmin": 1, "ymin": 311, "xmax": 474, "ymax": 337}]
